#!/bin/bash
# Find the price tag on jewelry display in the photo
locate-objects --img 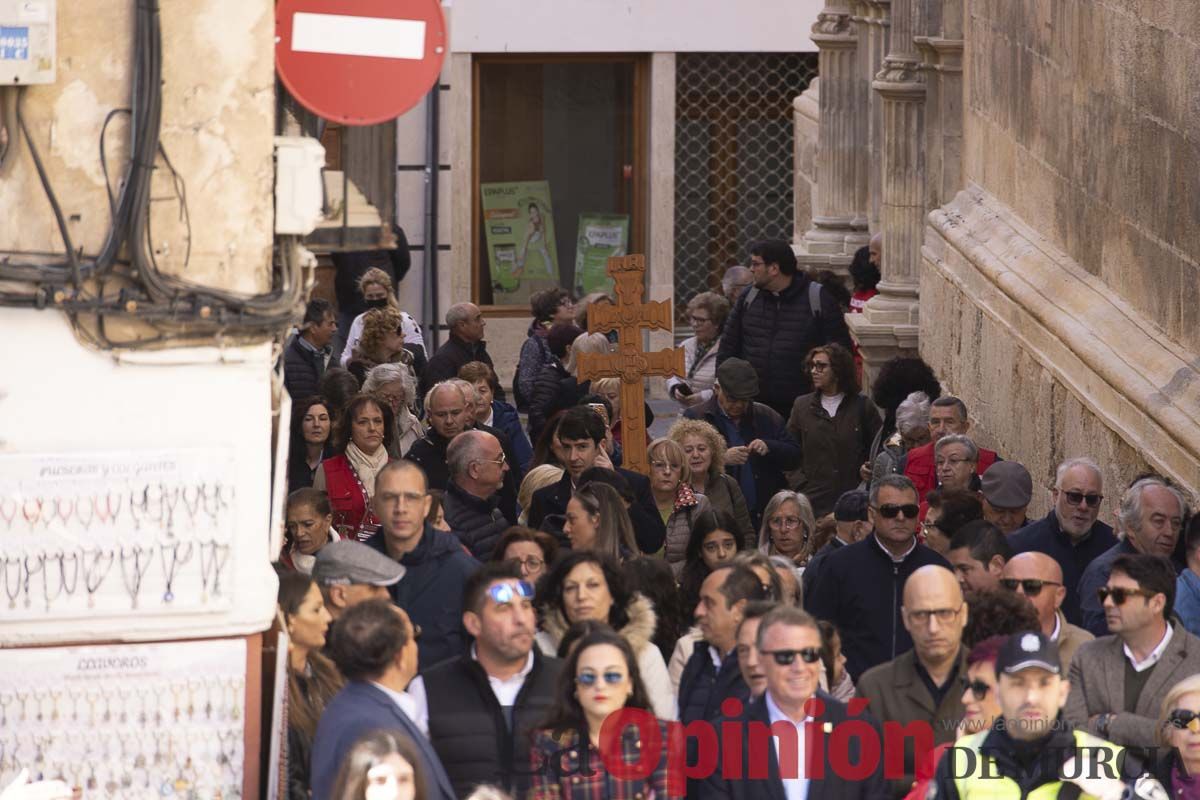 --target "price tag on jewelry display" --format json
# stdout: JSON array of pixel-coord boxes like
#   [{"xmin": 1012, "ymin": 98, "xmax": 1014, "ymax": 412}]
[
  {"xmin": 0, "ymin": 638, "xmax": 248, "ymax": 799},
  {"xmin": 0, "ymin": 449, "xmax": 237, "ymax": 619}
]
